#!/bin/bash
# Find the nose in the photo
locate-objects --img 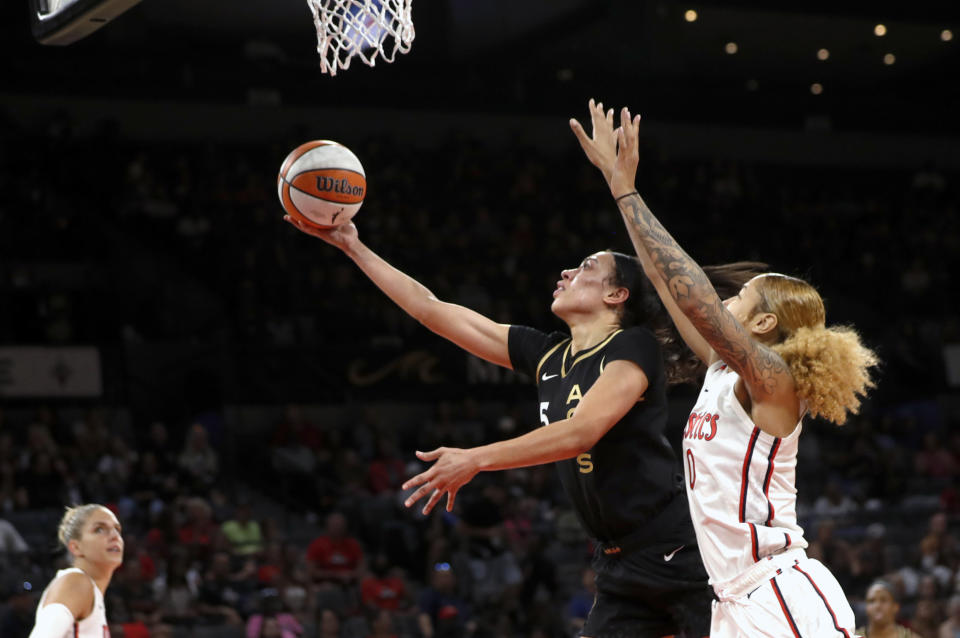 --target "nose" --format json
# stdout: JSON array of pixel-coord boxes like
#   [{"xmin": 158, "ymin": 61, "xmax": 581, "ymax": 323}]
[
  {"xmin": 561, "ymin": 268, "xmax": 574, "ymax": 280},
  {"xmin": 722, "ymin": 297, "xmax": 733, "ymax": 307}
]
